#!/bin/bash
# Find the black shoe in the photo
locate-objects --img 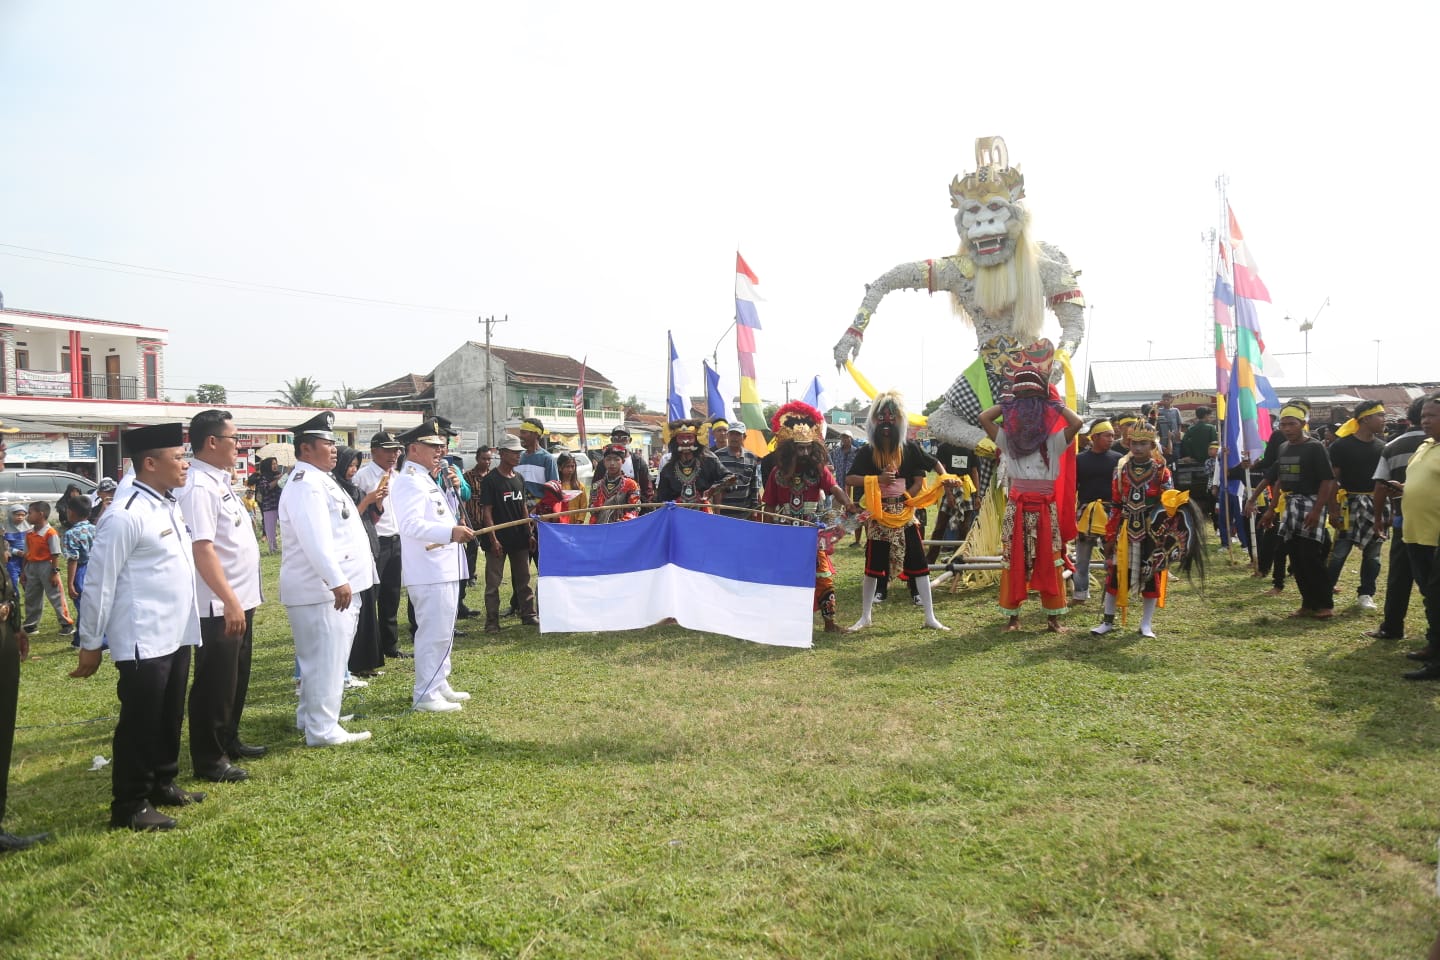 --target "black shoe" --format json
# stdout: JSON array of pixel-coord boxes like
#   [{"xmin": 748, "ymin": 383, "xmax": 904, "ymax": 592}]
[
  {"xmin": 383, "ymin": 649, "xmax": 413, "ymax": 660},
  {"xmin": 456, "ymin": 606, "xmax": 479, "ymax": 619},
  {"xmin": 520, "ymin": 618, "xmax": 539, "ymax": 627},
  {"xmin": 1404, "ymin": 662, "xmax": 1440, "ymax": 681},
  {"xmin": 58, "ymin": 623, "xmax": 75, "ymax": 636},
  {"xmin": 150, "ymin": 783, "xmax": 206, "ymax": 807},
  {"xmin": 227, "ymin": 741, "xmax": 268, "ymax": 759},
  {"xmin": 484, "ymin": 622, "xmax": 501, "ymax": 634},
  {"xmin": 21, "ymin": 623, "xmax": 37, "ymax": 634},
  {"xmin": 196, "ymin": 763, "xmax": 249, "ymax": 783},
  {"xmin": 1362, "ymin": 628, "xmax": 1404, "ymax": 641},
  {"xmin": 0, "ymin": 830, "xmax": 50, "ymax": 852},
  {"xmin": 1405, "ymin": 647, "xmax": 1439, "ymax": 662},
  {"xmin": 110, "ymin": 802, "xmax": 176, "ymax": 832}
]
